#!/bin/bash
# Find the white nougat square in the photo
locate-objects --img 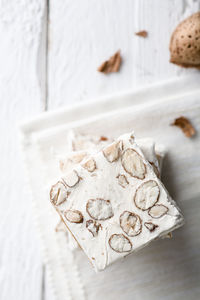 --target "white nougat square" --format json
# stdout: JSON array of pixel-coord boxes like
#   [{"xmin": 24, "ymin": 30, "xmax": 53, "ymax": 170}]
[{"xmin": 50, "ymin": 132, "xmax": 184, "ymax": 271}]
